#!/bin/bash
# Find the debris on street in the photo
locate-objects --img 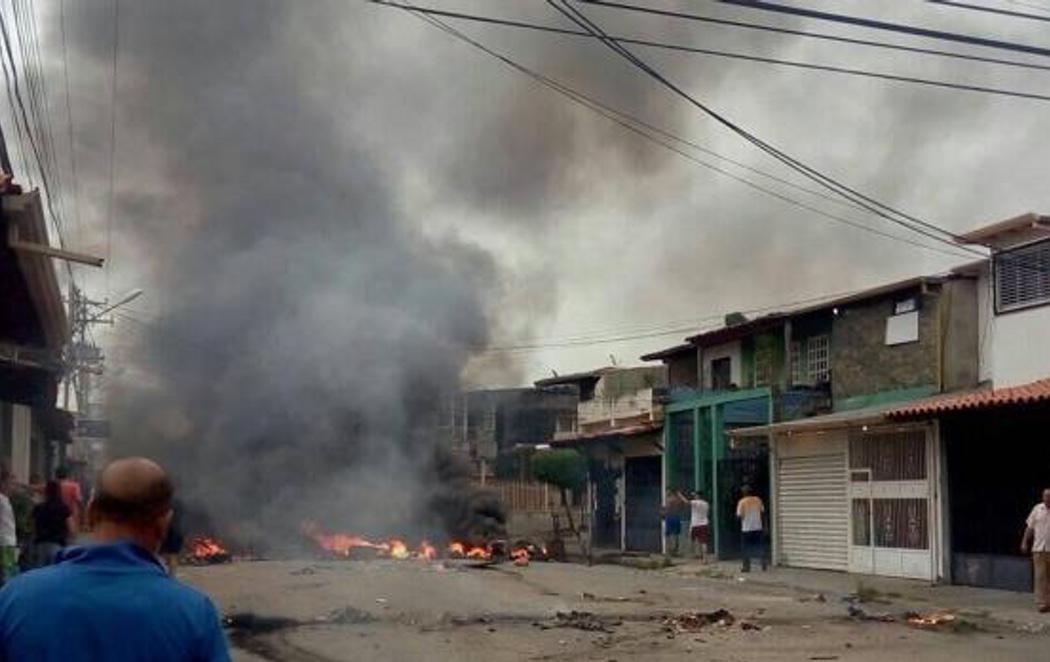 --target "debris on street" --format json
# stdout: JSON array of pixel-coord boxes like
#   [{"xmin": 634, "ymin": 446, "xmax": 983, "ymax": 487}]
[{"xmin": 662, "ymin": 609, "xmax": 735, "ymax": 632}]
